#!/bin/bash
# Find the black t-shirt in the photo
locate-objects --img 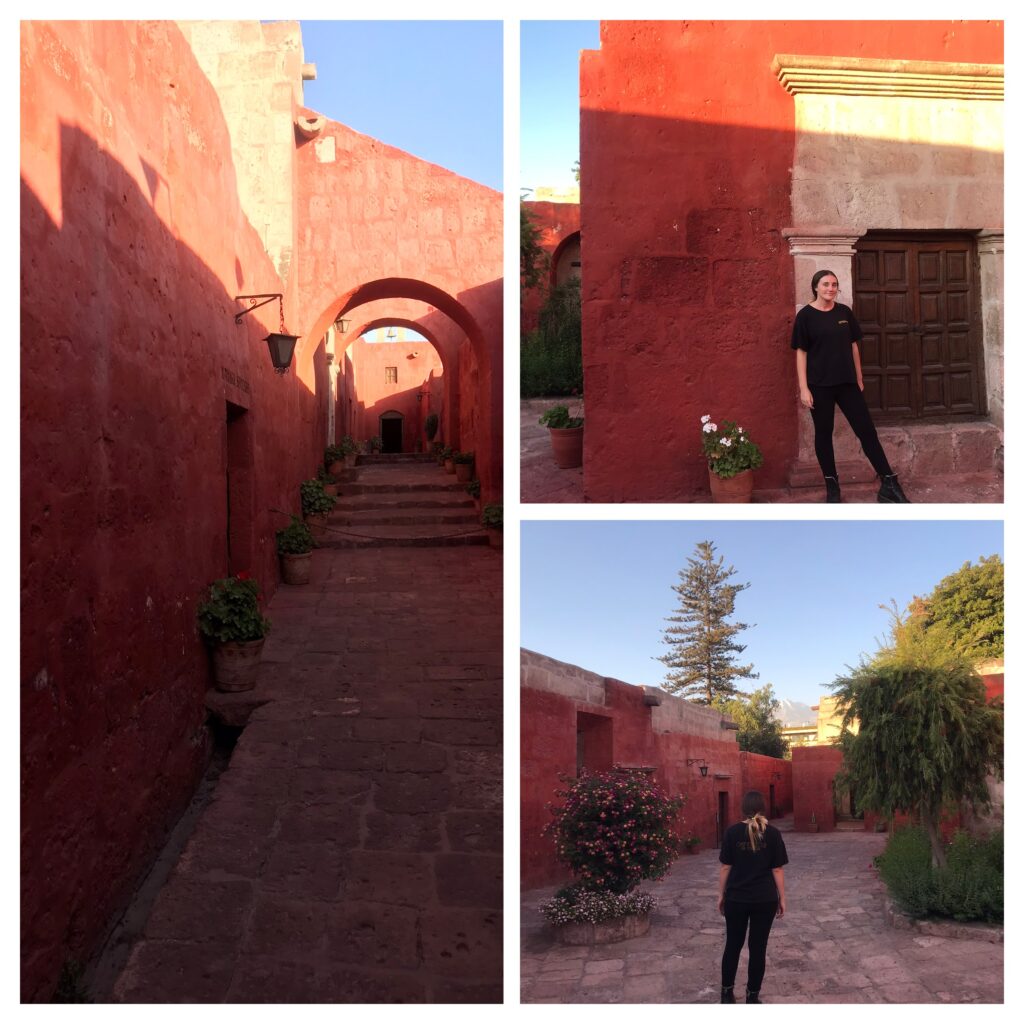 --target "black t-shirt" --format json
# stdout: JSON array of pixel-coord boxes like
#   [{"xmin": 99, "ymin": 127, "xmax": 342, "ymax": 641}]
[
  {"xmin": 790, "ymin": 302, "xmax": 861, "ymax": 387},
  {"xmin": 719, "ymin": 821, "xmax": 788, "ymax": 903}
]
